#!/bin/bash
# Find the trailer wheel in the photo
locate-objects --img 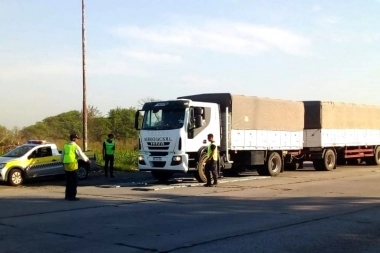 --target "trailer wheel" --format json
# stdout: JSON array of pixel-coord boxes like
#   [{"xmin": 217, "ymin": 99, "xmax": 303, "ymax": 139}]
[
  {"xmin": 266, "ymin": 152, "xmax": 282, "ymax": 176},
  {"xmin": 367, "ymin": 146, "xmax": 380, "ymax": 165},
  {"xmin": 151, "ymin": 171, "xmax": 173, "ymax": 183},
  {"xmin": 194, "ymin": 154, "xmax": 208, "ymax": 183},
  {"xmin": 321, "ymin": 149, "xmax": 336, "ymax": 171}
]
